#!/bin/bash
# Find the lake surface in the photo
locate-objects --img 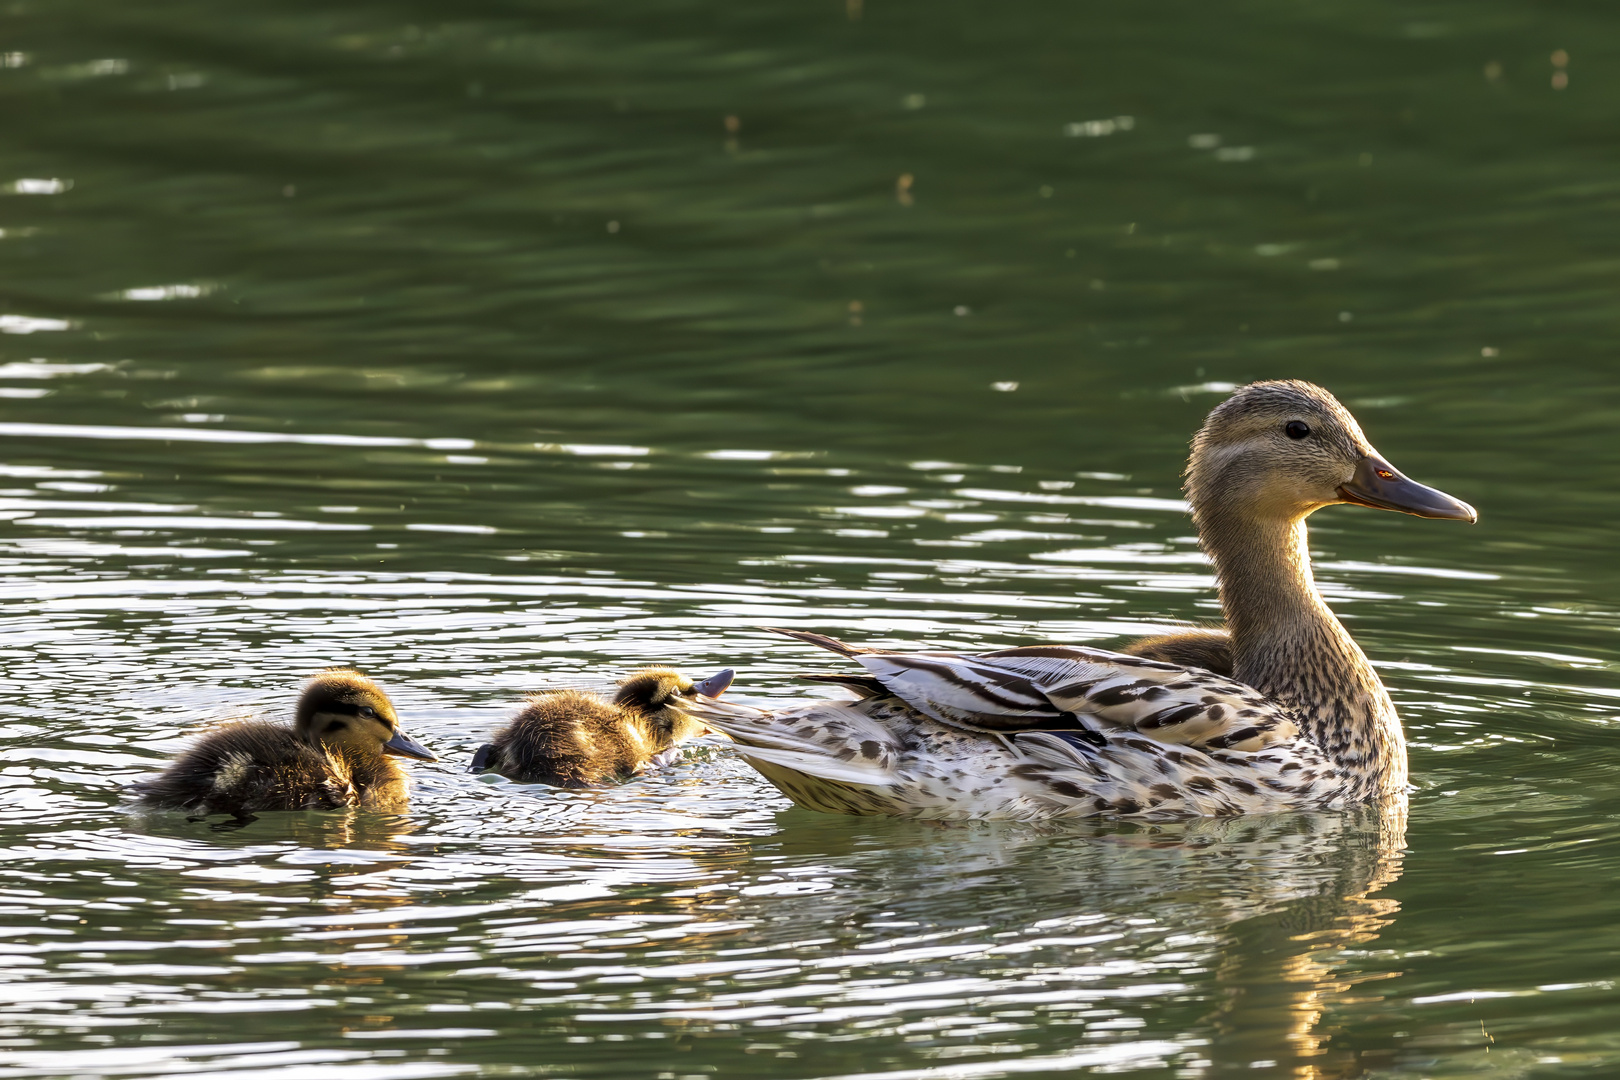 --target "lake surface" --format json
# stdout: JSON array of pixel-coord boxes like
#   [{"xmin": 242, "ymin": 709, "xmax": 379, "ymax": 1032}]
[{"xmin": 3, "ymin": 1, "xmax": 1619, "ymax": 1076}]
